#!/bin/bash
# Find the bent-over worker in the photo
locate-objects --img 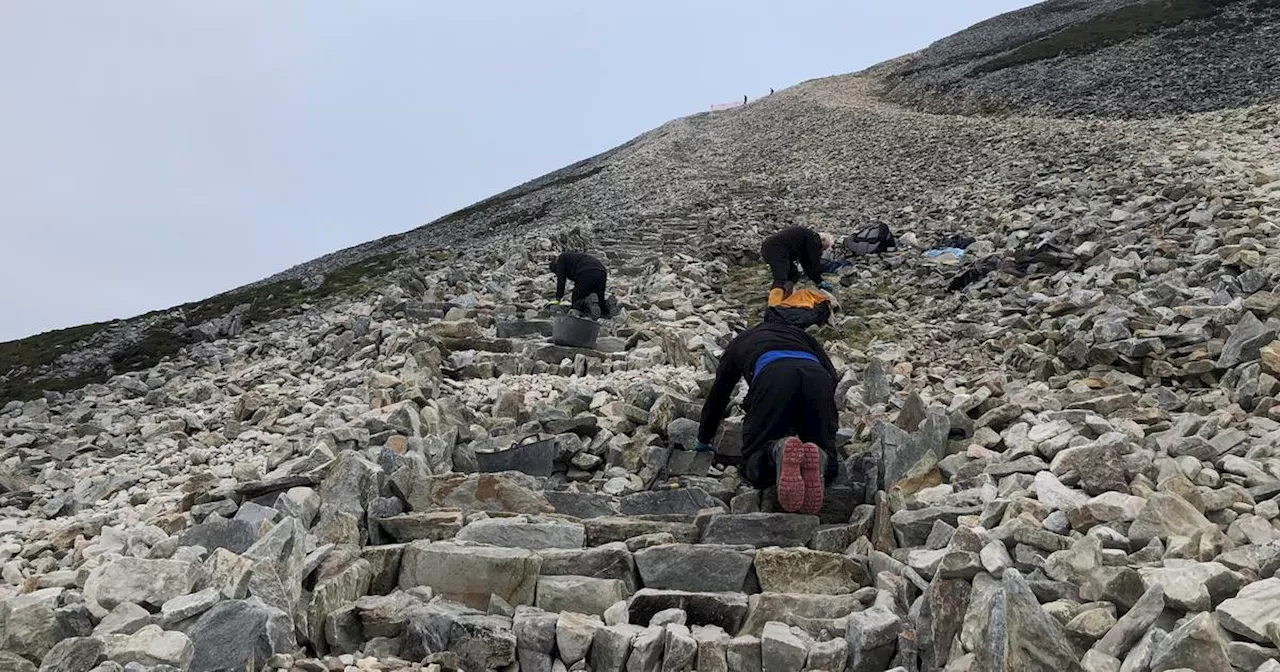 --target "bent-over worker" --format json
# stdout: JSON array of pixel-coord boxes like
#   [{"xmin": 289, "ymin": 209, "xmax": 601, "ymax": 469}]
[
  {"xmin": 760, "ymin": 226, "xmax": 835, "ymax": 296},
  {"xmin": 694, "ymin": 314, "xmax": 839, "ymax": 514},
  {"xmin": 550, "ymin": 252, "xmax": 610, "ymax": 318}
]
